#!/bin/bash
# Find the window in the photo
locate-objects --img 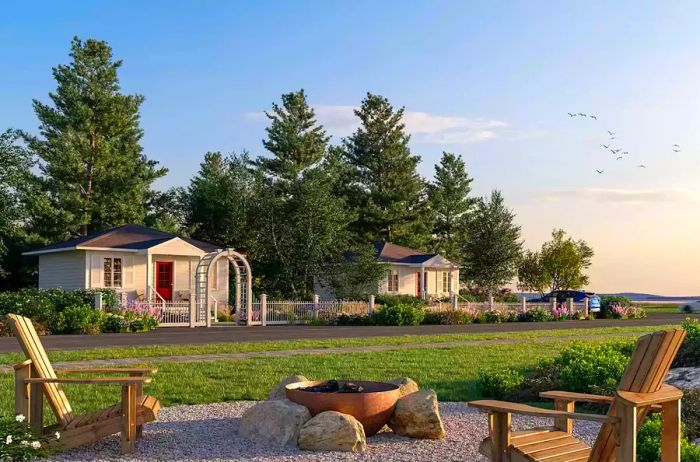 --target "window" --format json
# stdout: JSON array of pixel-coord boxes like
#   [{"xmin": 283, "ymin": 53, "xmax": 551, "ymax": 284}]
[
  {"xmin": 442, "ymin": 272, "xmax": 449, "ymax": 292},
  {"xmin": 103, "ymin": 257, "xmax": 122, "ymax": 288},
  {"xmin": 387, "ymin": 270, "xmax": 399, "ymax": 292}
]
